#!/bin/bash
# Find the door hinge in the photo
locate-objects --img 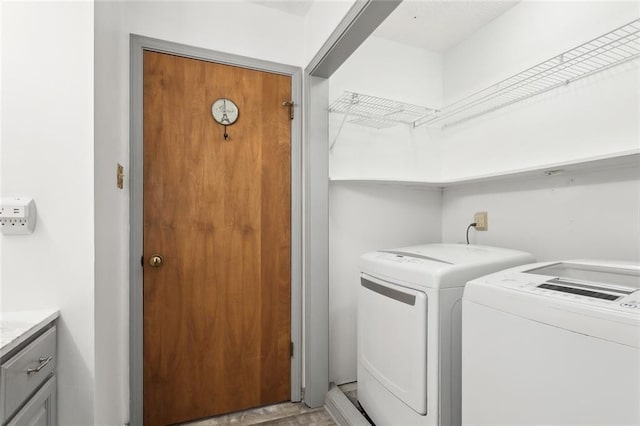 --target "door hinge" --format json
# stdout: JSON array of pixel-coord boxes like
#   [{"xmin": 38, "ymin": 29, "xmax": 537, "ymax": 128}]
[
  {"xmin": 141, "ymin": 255, "xmax": 144, "ymax": 267},
  {"xmin": 290, "ymin": 341, "xmax": 294, "ymax": 357},
  {"xmin": 282, "ymin": 101, "xmax": 294, "ymax": 120},
  {"xmin": 116, "ymin": 163, "xmax": 125, "ymax": 189}
]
